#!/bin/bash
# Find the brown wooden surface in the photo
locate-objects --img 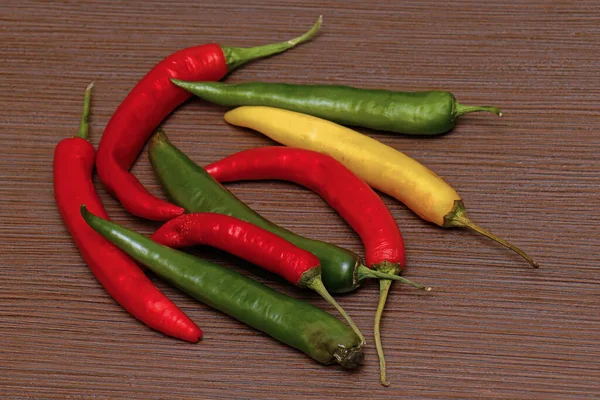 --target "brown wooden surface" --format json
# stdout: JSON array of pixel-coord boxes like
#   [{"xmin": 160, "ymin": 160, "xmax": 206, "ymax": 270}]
[{"xmin": 1, "ymin": 1, "xmax": 599, "ymax": 398}]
